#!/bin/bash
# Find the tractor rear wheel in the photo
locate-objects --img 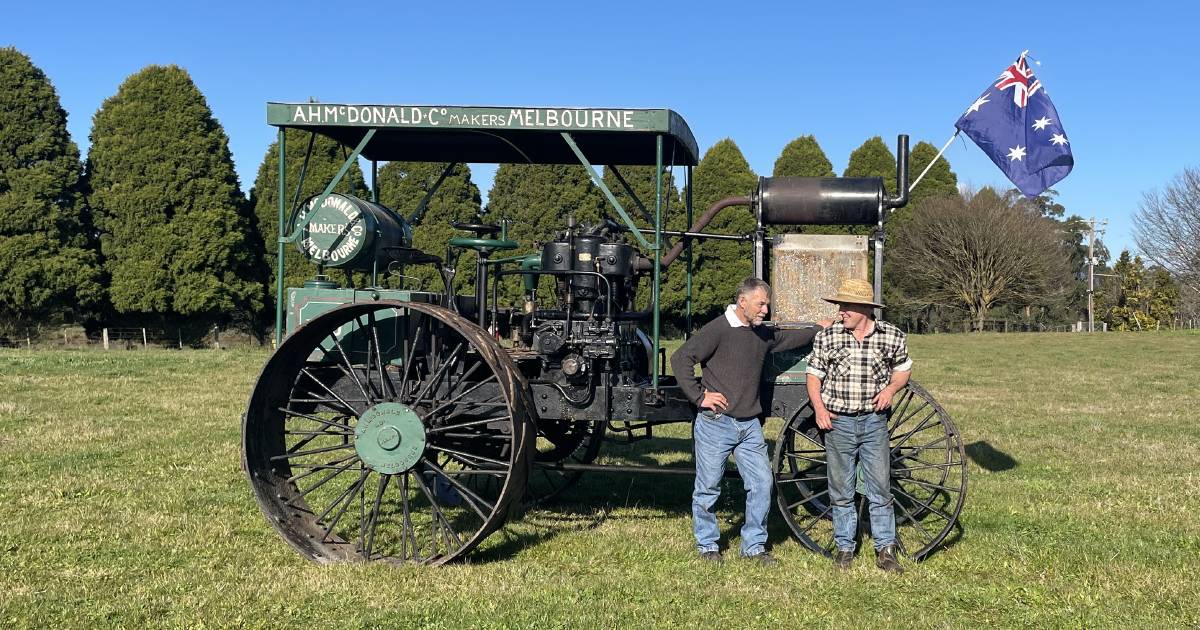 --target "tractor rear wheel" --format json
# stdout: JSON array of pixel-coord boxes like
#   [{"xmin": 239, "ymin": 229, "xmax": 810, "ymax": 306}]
[
  {"xmin": 243, "ymin": 301, "xmax": 534, "ymax": 565},
  {"xmin": 772, "ymin": 381, "xmax": 967, "ymax": 561}
]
